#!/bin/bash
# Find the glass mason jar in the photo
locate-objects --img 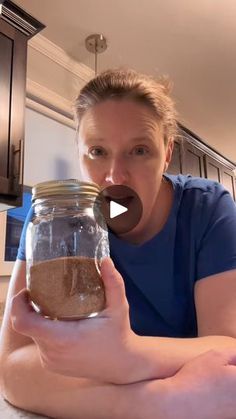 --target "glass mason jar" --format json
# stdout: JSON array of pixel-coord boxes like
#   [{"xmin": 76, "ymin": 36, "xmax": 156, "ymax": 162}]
[{"xmin": 26, "ymin": 179, "xmax": 109, "ymax": 320}]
